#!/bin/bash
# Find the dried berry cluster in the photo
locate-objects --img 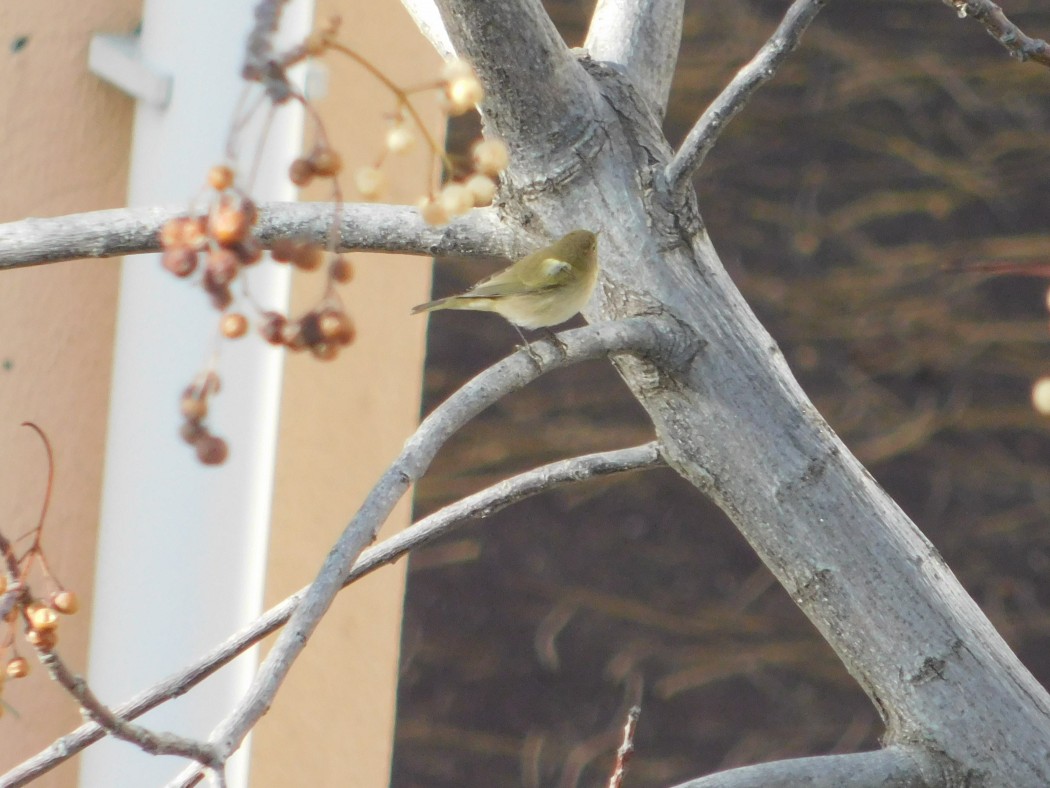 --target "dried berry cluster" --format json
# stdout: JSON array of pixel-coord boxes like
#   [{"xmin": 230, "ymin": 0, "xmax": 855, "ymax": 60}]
[
  {"xmin": 160, "ymin": 166, "xmax": 262, "ymax": 309},
  {"xmin": 159, "ymin": 160, "xmax": 357, "ymax": 465},
  {"xmin": 1, "ymin": 582, "xmax": 80, "ymax": 716},
  {"xmin": 417, "ymin": 134, "xmax": 509, "ymax": 226},
  {"xmin": 158, "ymin": 14, "xmax": 507, "ymax": 466},
  {"xmin": 178, "ymin": 372, "xmax": 229, "ymax": 466},
  {"xmin": 1, "ymin": 425, "xmax": 79, "ymax": 716}
]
